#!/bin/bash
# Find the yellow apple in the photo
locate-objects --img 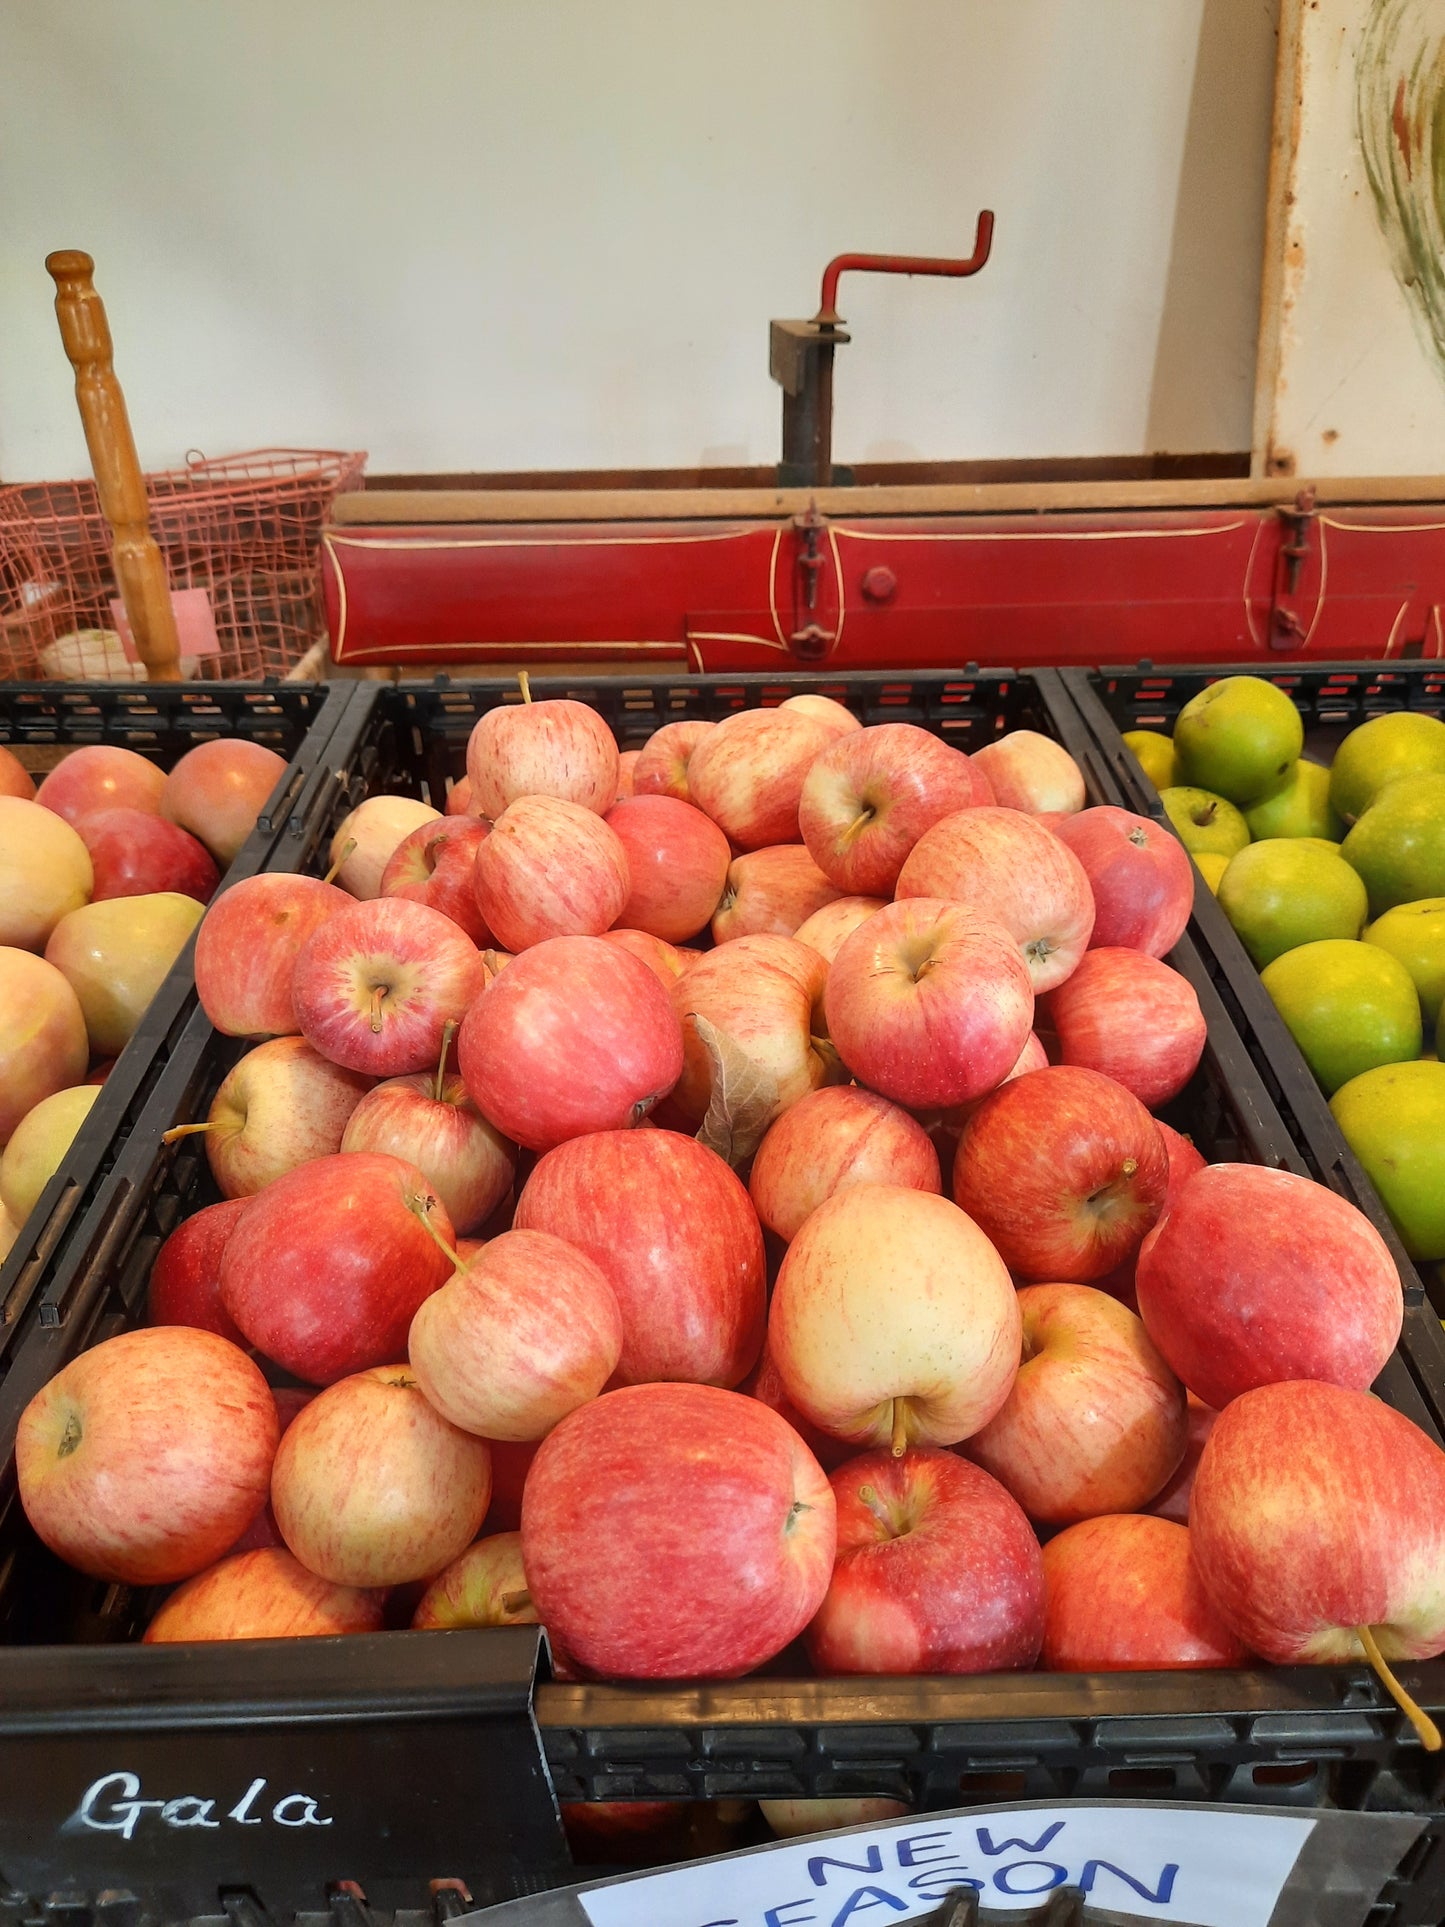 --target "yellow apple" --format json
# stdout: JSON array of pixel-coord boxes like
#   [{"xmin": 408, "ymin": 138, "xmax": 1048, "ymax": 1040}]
[
  {"xmin": 1, "ymin": 1085, "xmax": 100, "ymax": 1225},
  {"xmin": 0, "ymin": 797, "xmax": 93, "ymax": 949},
  {"xmin": 45, "ymin": 893, "xmax": 204, "ymax": 1057}
]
